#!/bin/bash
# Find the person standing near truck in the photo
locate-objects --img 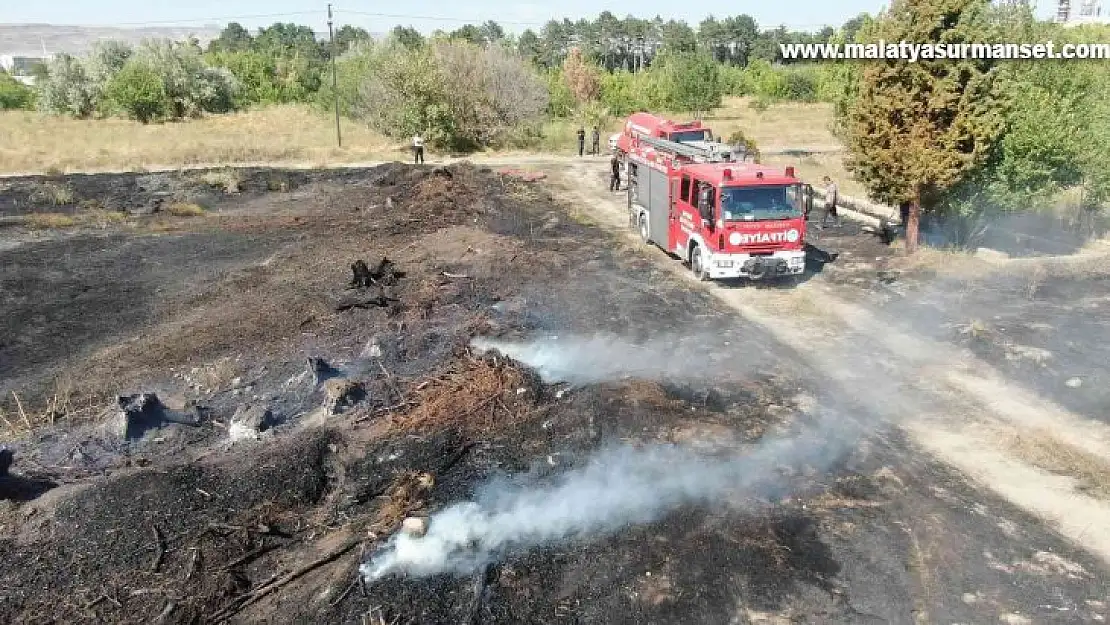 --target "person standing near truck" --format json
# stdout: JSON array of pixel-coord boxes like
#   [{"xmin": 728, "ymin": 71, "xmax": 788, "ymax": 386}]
[
  {"xmin": 609, "ymin": 152, "xmax": 621, "ymax": 191},
  {"xmin": 821, "ymin": 175, "xmax": 840, "ymax": 228},
  {"xmin": 412, "ymin": 134, "xmax": 425, "ymax": 164}
]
